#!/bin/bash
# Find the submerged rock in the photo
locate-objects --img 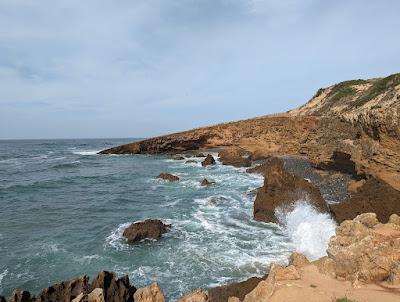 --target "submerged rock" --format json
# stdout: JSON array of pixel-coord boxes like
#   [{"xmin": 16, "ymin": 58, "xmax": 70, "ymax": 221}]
[
  {"xmin": 218, "ymin": 147, "xmax": 252, "ymax": 168},
  {"xmin": 173, "ymin": 155, "xmax": 185, "ymax": 160},
  {"xmin": 157, "ymin": 173, "xmax": 179, "ymax": 182},
  {"xmin": 133, "ymin": 283, "xmax": 165, "ymax": 302},
  {"xmin": 330, "ymin": 177, "xmax": 400, "ymax": 223},
  {"xmin": 122, "ymin": 219, "xmax": 171, "ymax": 243},
  {"xmin": 195, "ymin": 153, "xmax": 206, "ymax": 157},
  {"xmin": 200, "ymin": 179, "xmax": 215, "ymax": 186},
  {"xmin": 185, "ymin": 160, "xmax": 198, "ymax": 164},
  {"xmin": 201, "ymin": 154, "xmax": 216, "ymax": 167},
  {"xmin": 251, "ymin": 157, "xmax": 329, "ymax": 223}
]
